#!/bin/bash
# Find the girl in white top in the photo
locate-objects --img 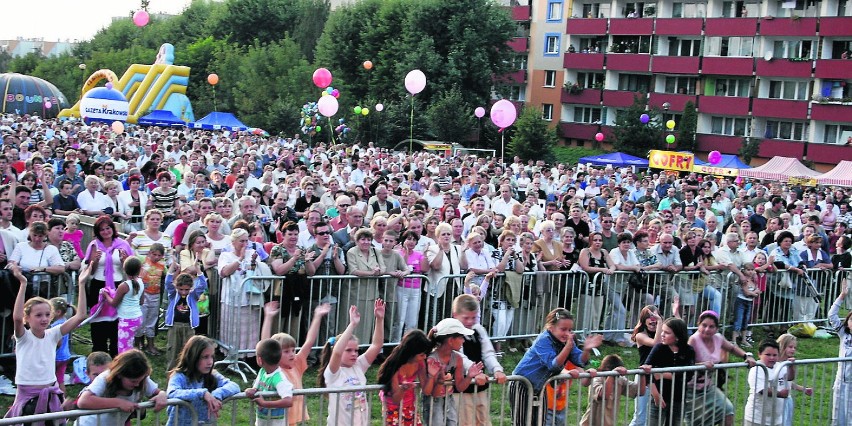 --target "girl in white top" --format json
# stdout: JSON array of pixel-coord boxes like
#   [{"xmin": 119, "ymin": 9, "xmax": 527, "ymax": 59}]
[
  {"xmin": 318, "ymin": 301, "xmax": 386, "ymax": 426},
  {"xmin": 103, "ymin": 257, "xmax": 144, "ymax": 354}
]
